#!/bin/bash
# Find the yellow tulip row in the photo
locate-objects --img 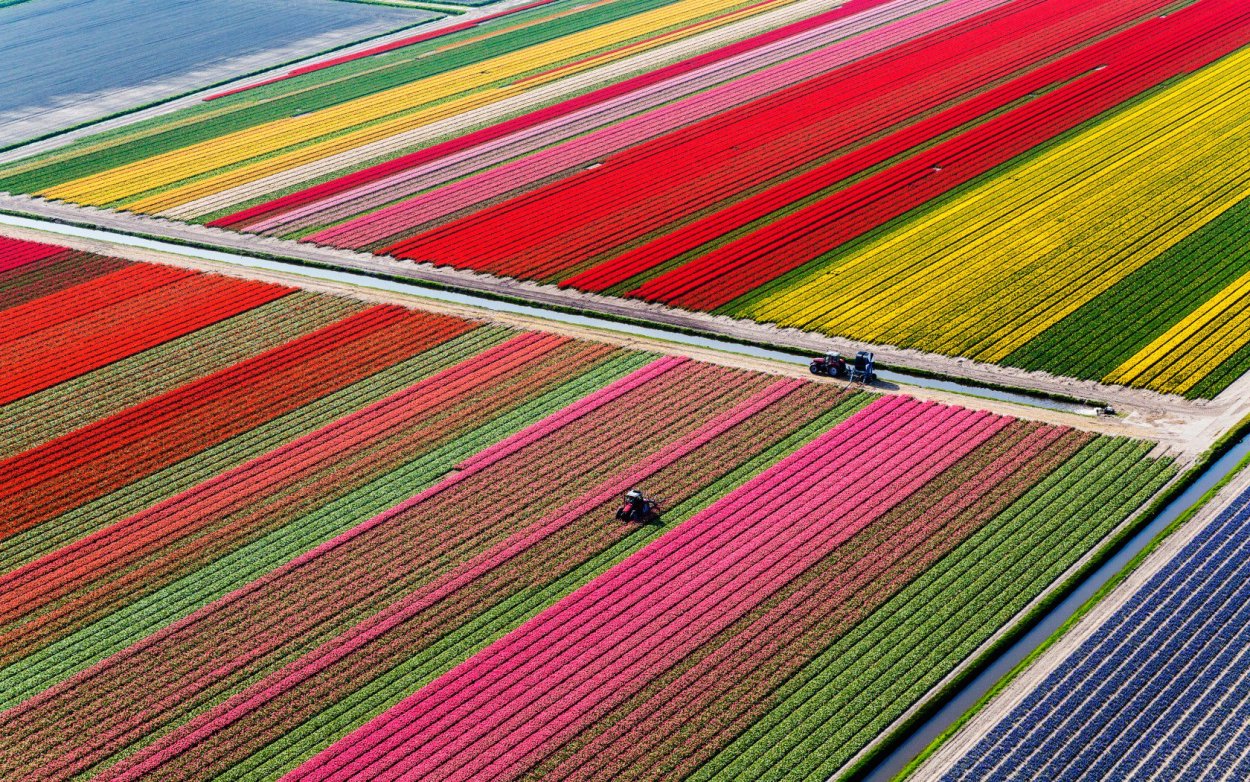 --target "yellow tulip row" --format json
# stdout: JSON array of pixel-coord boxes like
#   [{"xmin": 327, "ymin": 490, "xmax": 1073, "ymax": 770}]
[
  {"xmin": 121, "ymin": 0, "xmax": 790, "ymax": 215},
  {"xmin": 43, "ymin": 0, "xmax": 783, "ymax": 211},
  {"xmin": 744, "ymin": 45, "xmax": 1250, "ymax": 368},
  {"xmin": 1110, "ymin": 267, "xmax": 1250, "ymax": 394}
]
